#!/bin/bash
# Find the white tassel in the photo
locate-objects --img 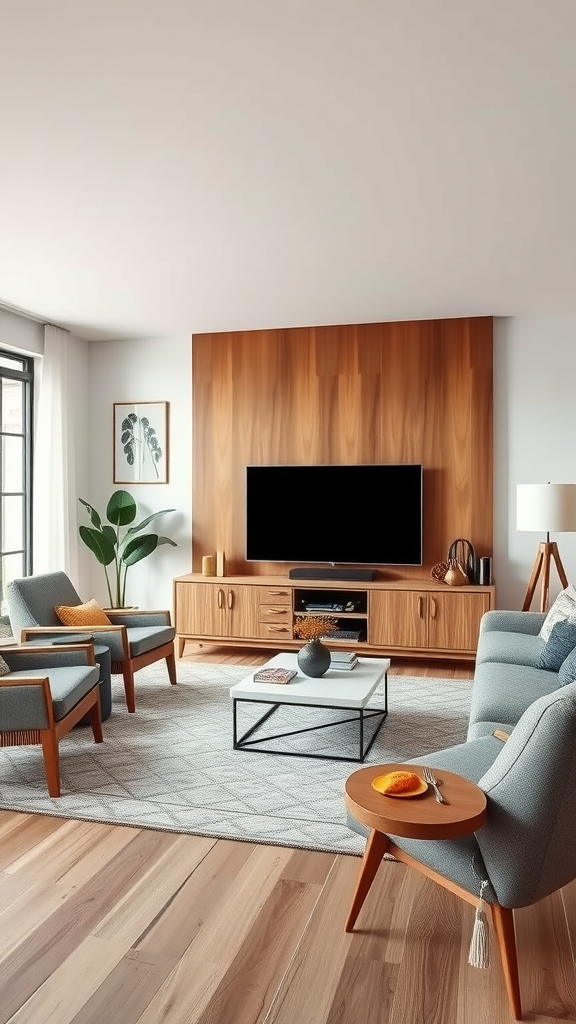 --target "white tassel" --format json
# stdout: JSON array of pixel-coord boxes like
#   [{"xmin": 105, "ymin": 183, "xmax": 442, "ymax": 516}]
[{"xmin": 468, "ymin": 880, "xmax": 490, "ymax": 969}]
